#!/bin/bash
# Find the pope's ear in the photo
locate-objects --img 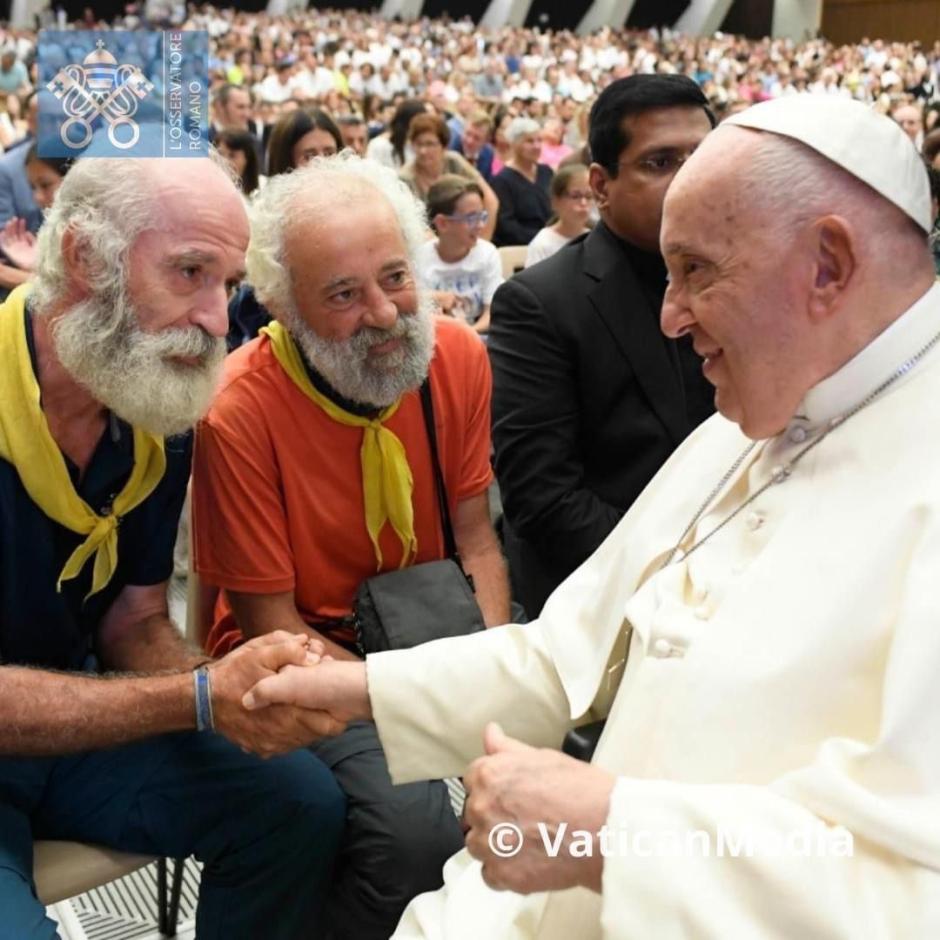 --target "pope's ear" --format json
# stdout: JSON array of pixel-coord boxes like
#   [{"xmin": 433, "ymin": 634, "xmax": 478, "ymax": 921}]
[{"xmin": 808, "ymin": 215, "xmax": 855, "ymax": 321}]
